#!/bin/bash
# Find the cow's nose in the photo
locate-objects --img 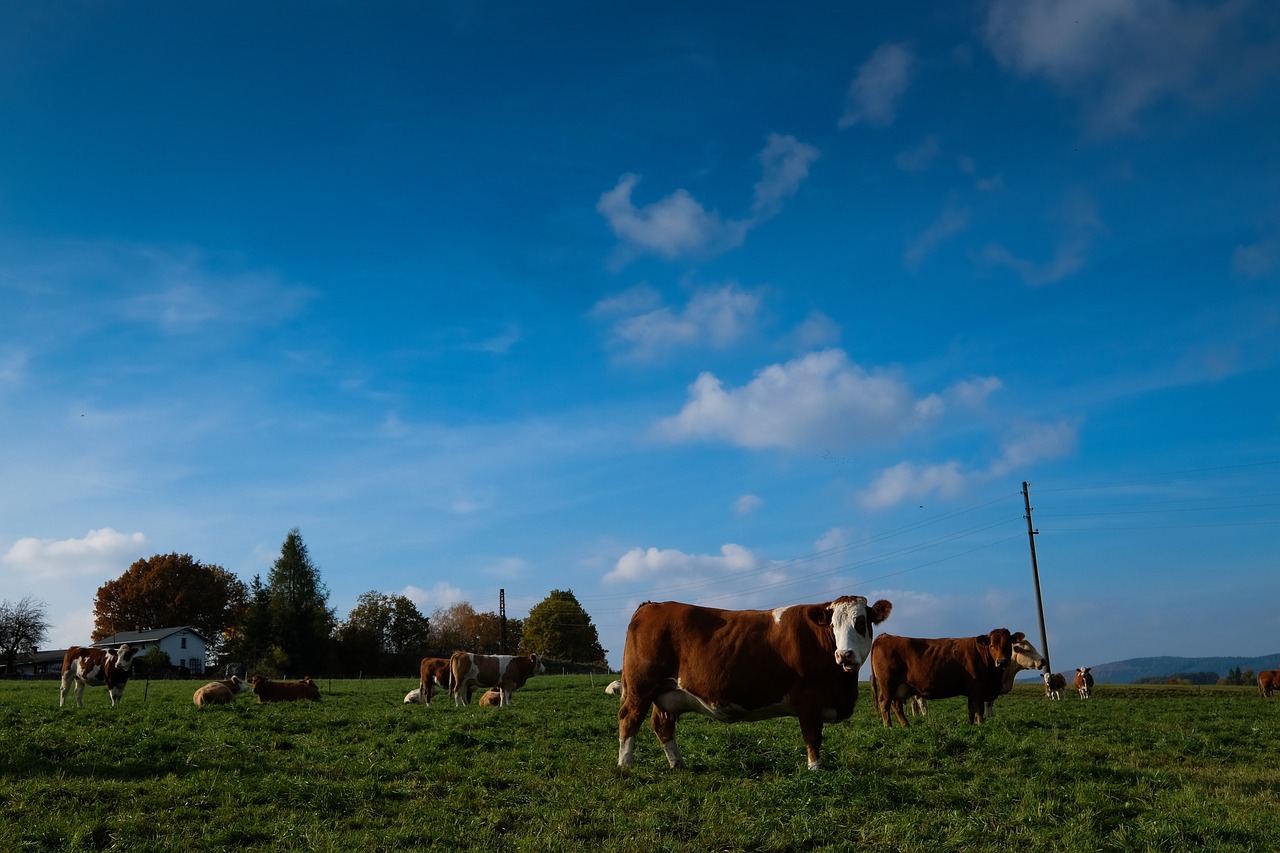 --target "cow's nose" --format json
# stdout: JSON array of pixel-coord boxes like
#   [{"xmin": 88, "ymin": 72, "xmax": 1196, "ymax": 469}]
[
  {"xmin": 834, "ymin": 650, "xmax": 859, "ymax": 670},
  {"xmin": 995, "ymin": 658, "xmax": 1009, "ymax": 668}
]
